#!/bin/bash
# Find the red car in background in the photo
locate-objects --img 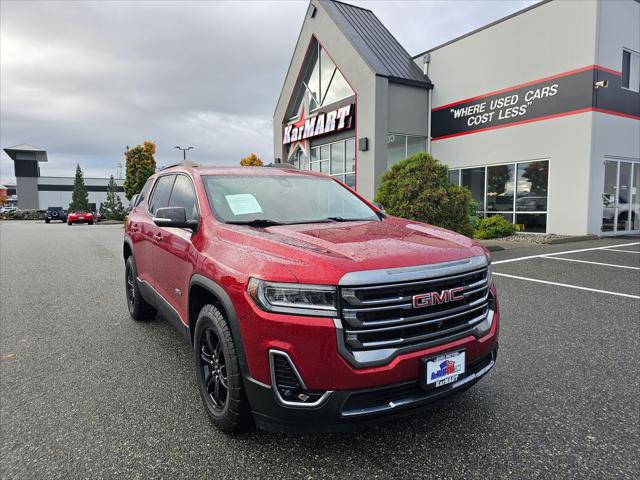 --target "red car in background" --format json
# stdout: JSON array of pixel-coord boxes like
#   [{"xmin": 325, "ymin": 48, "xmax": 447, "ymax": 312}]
[{"xmin": 67, "ymin": 211, "xmax": 94, "ymax": 225}]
